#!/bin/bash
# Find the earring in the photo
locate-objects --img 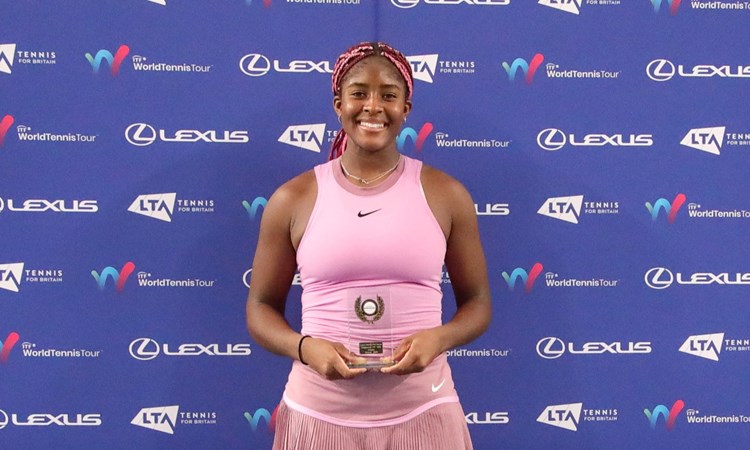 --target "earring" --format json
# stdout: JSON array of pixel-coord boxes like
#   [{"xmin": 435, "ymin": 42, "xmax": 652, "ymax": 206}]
[{"xmin": 337, "ymin": 115, "xmax": 342, "ymax": 124}]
